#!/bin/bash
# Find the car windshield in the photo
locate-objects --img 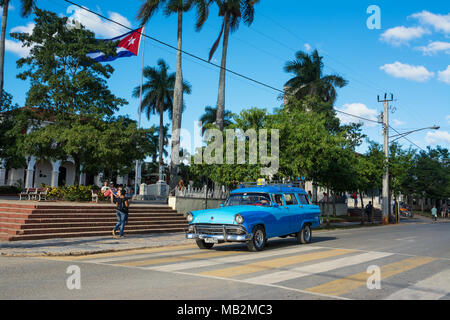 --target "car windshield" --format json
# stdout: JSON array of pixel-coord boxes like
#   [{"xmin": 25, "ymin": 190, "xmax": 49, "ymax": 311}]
[{"xmin": 225, "ymin": 193, "xmax": 272, "ymax": 206}]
